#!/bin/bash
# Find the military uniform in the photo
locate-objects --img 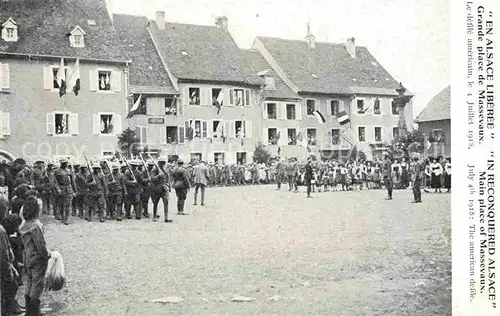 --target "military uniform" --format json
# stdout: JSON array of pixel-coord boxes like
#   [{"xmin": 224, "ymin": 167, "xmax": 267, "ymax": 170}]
[
  {"xmin": 124, "ymin": 163, "xmax": 141, "ymax": 219},
  {"xmin": 107, "ymin": 166, "xmax": 126, "ymax": 220},
  {"xmin": 171, "ymin": 160, "xmax": 190, "ymax": 215},
  {"xmin": 53, "ymin": 161, "xmax": 76, "ymax": 224},
  {"xmin": 382, "ymin": 155, "xmax": 393, "ymax": 200},
  {"xmin": 75, "ymin": 167, "xmax": 89, "ymax": 218},
  {"xmin": 150, "ymin": 160, "xmax": 171, "ymax": 222},
  {"xmin": 86, "ymin": 166, "xmax": 108, "ymax": 222},
  {"xmin": 139, "ymin": 165, "xmax": 152, "ymax": 218},
  {"xmin": 412, "ymin": 157, "xmax": 423, "ymax": 203}
]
